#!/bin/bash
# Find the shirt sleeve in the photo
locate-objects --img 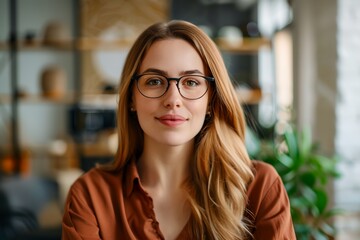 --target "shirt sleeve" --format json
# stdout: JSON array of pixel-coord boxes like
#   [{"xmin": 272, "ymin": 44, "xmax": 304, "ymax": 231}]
[
  {"xmin": 252, "ymin": 176, "xmax": 296, "ymax": 240},
  {"xmin": 62, "ymin": 183, "xmax": 102, "ymax": 240}
]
